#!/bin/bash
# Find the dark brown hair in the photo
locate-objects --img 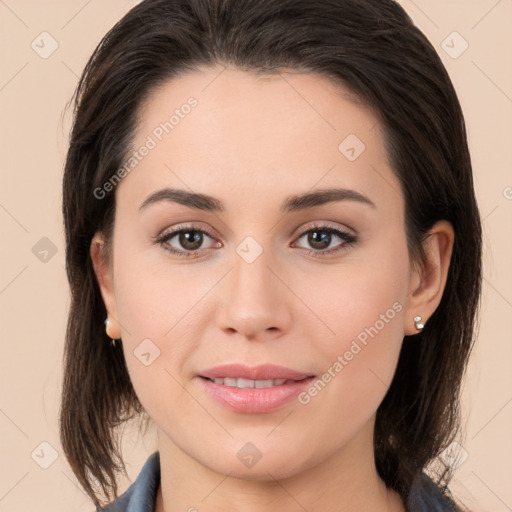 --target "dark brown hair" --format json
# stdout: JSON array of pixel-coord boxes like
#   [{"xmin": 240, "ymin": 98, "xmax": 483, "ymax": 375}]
[{"xmin": 60, "ymin": 0, "xmax": 482, "ymax": 509}]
